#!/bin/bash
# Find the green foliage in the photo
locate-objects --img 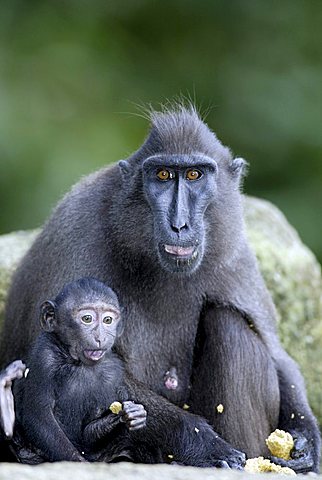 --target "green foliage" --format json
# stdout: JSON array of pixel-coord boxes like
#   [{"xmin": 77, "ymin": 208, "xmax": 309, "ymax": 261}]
[{"xmin": 0, "ymin": 0, "xmax": 322, "ymax": 260}]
